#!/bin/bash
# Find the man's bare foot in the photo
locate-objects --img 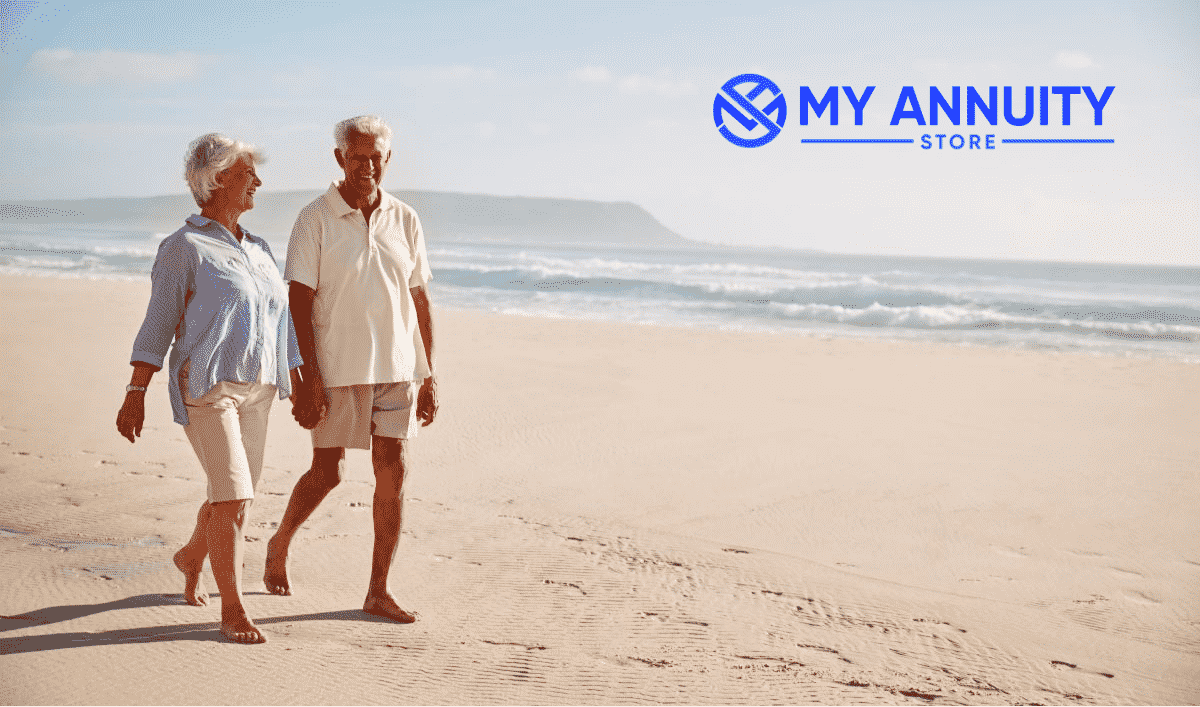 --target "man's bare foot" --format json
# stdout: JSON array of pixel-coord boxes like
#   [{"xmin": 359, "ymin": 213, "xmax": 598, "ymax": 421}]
[
  {"xmin": 172, "ymin": 547, "xmax": 208, "ymax": 606},
  {"xmin": 263, "ymin": 536, "xmax": 291, "ymax": 596},
  {"xmin": 363, "ymin": 593, "xmax": 416, "ymax": 623},
  {"xmin": 219, "ymin": 612, "xmax": 267, "ymax": 644}
]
